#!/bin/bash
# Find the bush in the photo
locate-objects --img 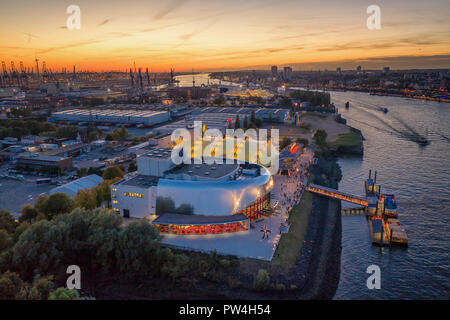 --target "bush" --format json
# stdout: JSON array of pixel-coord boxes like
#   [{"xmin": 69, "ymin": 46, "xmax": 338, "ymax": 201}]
[
  {"xmin": 275, "ymin": 283, "xmax": 286, "ymax": 291},
  {"xmin": 0, "ymin": 271, "xmax": 24, "ymax": 299},
  {"xmin": 48, "ymin": 287, "xmax": 80, "ymax": 300},
  {"xmin": 299, "ymin": 122, "xmax": 311, "ymax": 130},
  {"xmin": 227, "ymin": 276, "xmax": 241, "ymax": 289},
  {"xmin": 102, "ymin": 166, "xmax": 124, "ymax": 180},
  {"xmin": 253, "ymin": 269, "xmax": 270, "ymax": 291},
  {"xmin": 280, "ymin": 137, "xmax": 292, "ymax": 150},
  {"xmin": 296, "ymin": 137, "xmax": 309, "ymax": 147}
]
